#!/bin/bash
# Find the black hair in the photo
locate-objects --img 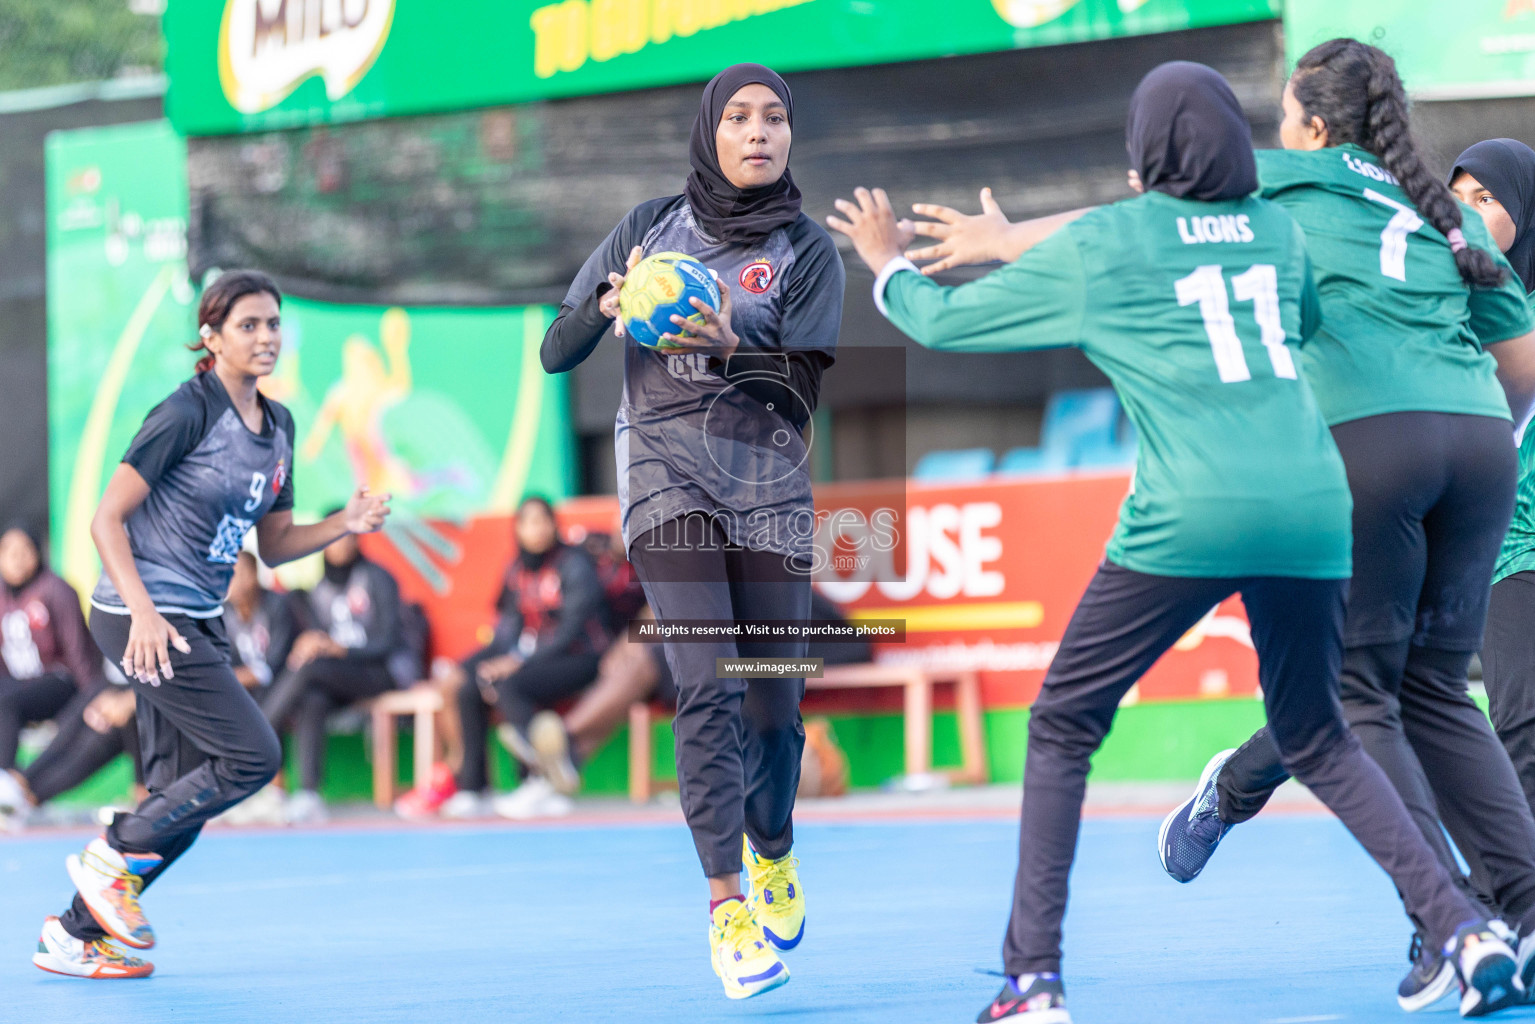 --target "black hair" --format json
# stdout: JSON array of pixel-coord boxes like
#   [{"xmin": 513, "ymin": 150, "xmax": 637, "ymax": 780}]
[
  {"xmin": 516, "ymin": 495, "xmax": 555, "ymax": 519},
  {"xmin": 191, "ymin": 269, "xmax": 283, "ymax": 373},
  {"xmin": 1289, "ymin": 39, "xmax": 1504, "ymax": 289}
]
